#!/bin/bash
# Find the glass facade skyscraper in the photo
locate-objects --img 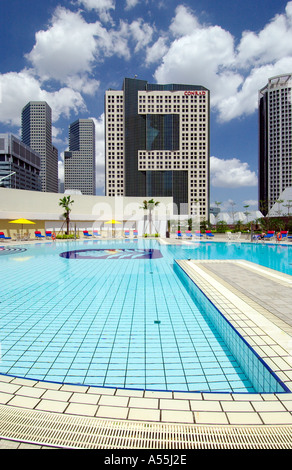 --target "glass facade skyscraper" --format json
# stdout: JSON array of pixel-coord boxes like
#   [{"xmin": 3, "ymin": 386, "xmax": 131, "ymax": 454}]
[
  {"xmin": 259, "ymin": 74, "xmax": 292, "ymax": 213},
  {"xmin": 105, "ymin": 78, "xmax": 210, "ymax": 217}
]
